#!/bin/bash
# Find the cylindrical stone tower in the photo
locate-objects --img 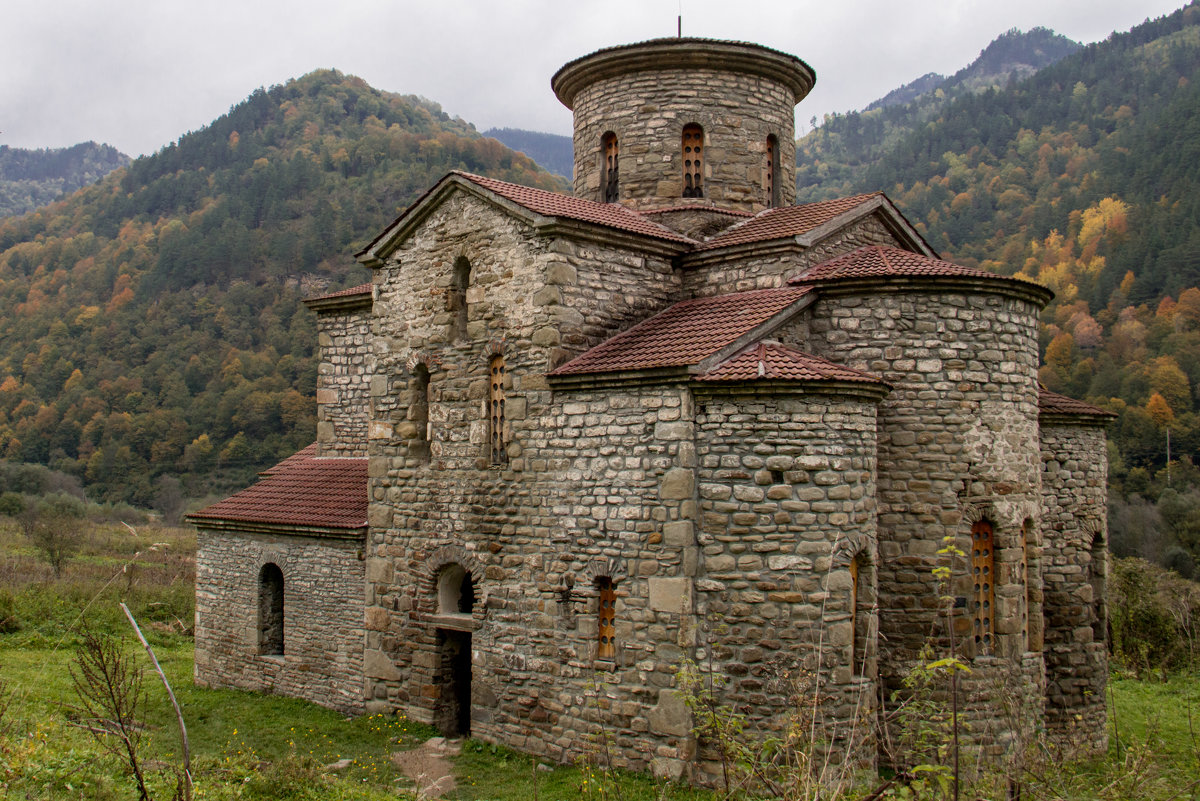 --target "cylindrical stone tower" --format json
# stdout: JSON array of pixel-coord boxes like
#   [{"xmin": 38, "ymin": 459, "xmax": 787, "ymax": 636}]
[{"xmin": 552, "ymin": 39, "xmax": 815, "ymax": 212}]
